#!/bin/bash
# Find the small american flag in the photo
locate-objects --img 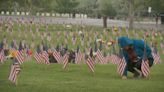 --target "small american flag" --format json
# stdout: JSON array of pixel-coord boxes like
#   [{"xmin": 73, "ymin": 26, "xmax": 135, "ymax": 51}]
[
  {"xmin": 53, "ymin": 50, "xmax": 61, "ymax": 64},
  {"xmin": 8, "ymin": 63, "xmax": 21, "ymax": 85},
  {"xmin": 62, "ymin": 53, "xmax": 69, "ymax": 69},
  {"xmin": 86, "ymin": 56, "xmax": 95, "ymax": 73},
  {"xmin": 152, "ymin": 52, "xmax": 161, "ymax": 64},
  {"xmin": 0, "ymin": 50, "xmax": 5, "ymax": 63},
  {"xmin": 141, "ymin": 43, "xmax": 150, "ymax": 77},
  {"xmin": 117, "ymin": 48, "xmax": 126, "ymax": 76},
  {"xmin": 42, "ymin": 51, "xmax": 50, "ymax": 65},
  {"xmin": 75, "ymin": 50, "xmax": 83, "ymax": 64},
  {"xmin": 104, "ymin": 54, "xmax": 111, "ymax": 63},
  {"xmin": 152, "ymin": 47, "xmax": 161, "ymax": 64},
  {"xmin": 161, "ymin": 43, "xmax": 164, "ymax": 55},
  {"xmin": 96, "ymin": 49, "xmax": 106, "ymax": 64},
  {"xmin": 117, "ymin": 57, "xmax": 126, "ymax": 76},
  {"xmin": 16, "ymin": 50, "xmax": 24, "ymax": 65},
  {"xmin": 34, "ymin": 52, "xmax": 43, "ymax": 64},
  {"xmin": 141, "ymin": 59, "xmax": 150, "ymax": 77},
  {"xmin": 110, "ymin": 54, "xmax": 120, "ymax": 64}
]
